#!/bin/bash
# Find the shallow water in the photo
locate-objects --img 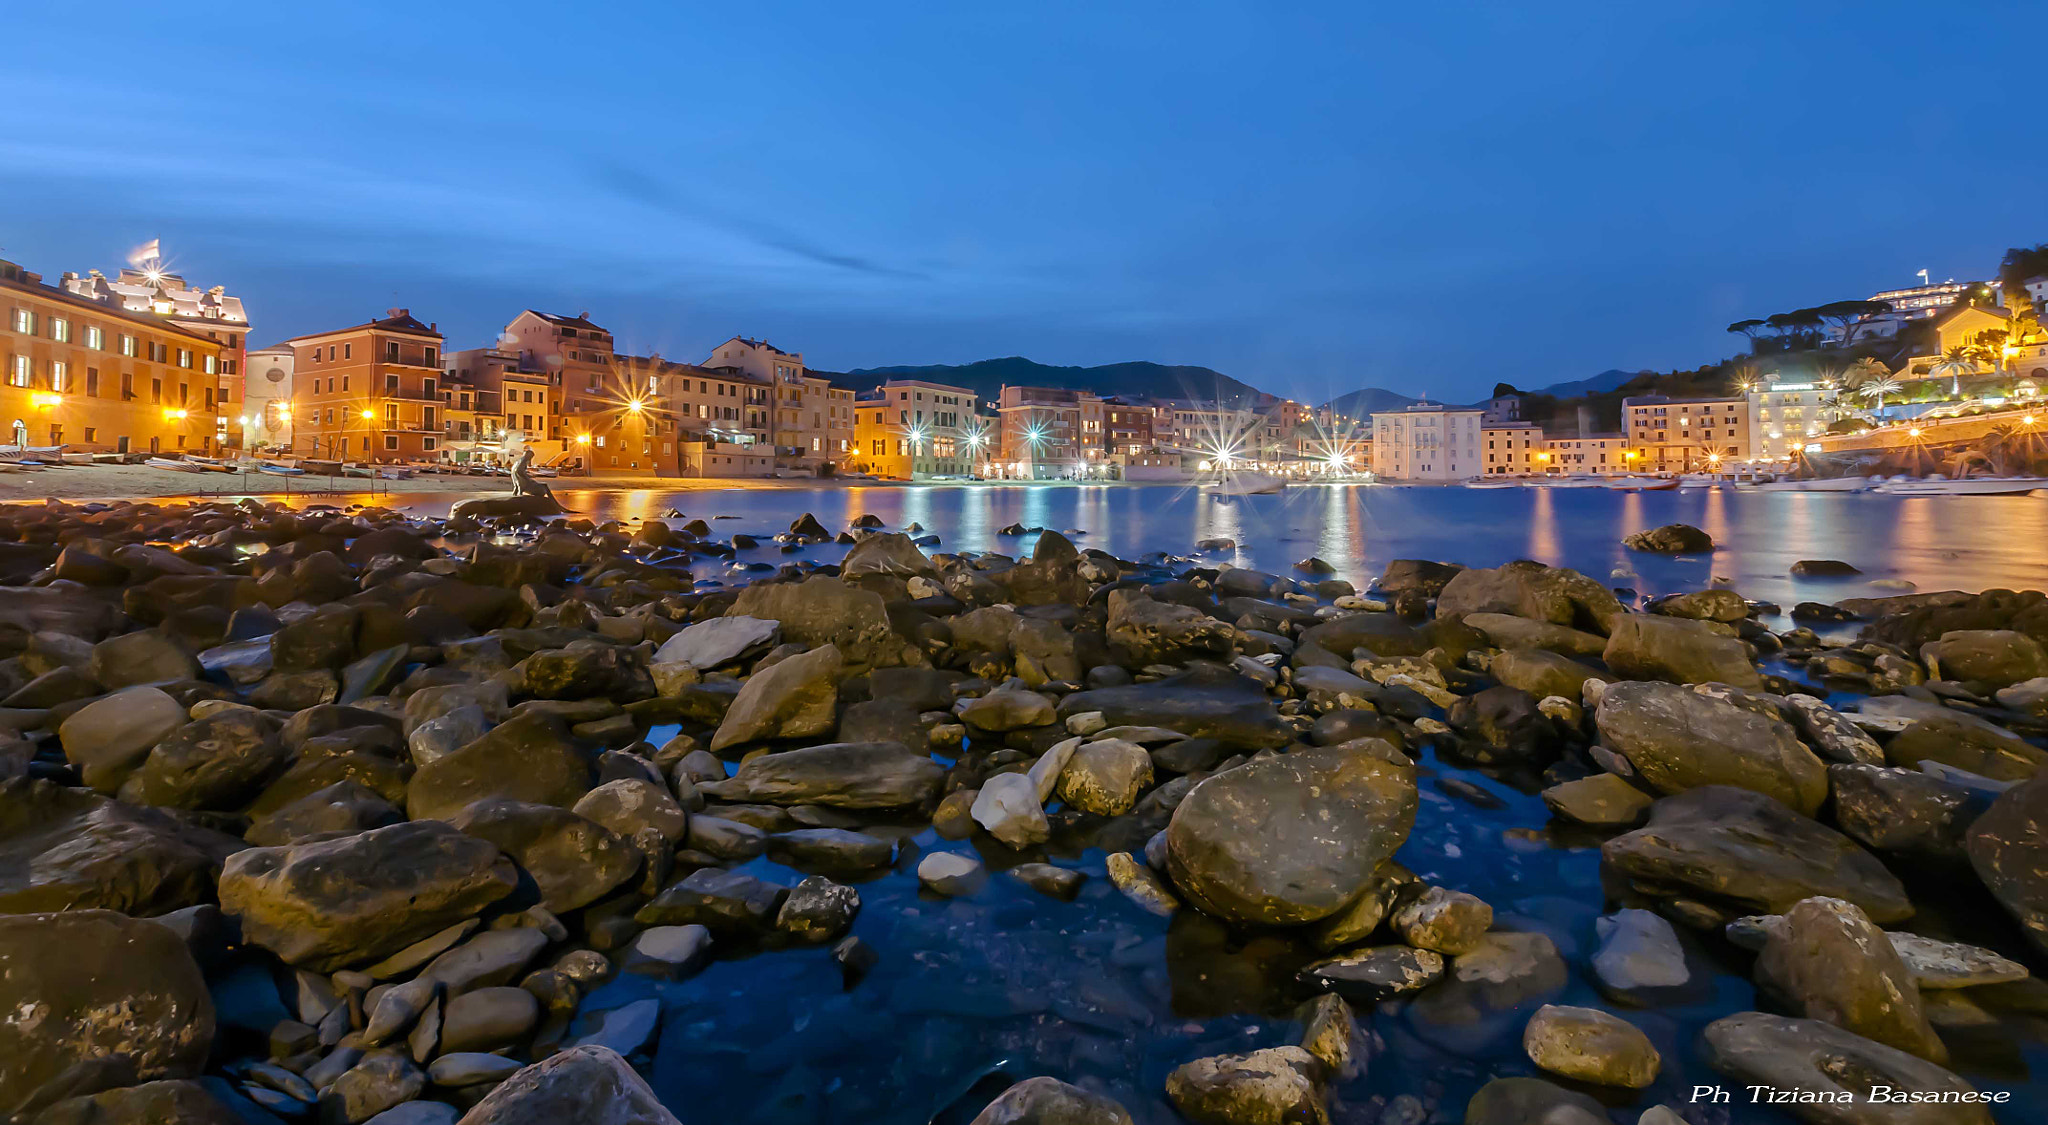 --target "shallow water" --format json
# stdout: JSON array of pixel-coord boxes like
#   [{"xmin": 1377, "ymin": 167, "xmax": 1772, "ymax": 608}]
[{"xmin": 371, "ymin": 482, "xmax": 2047, "ymax": 1122}]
